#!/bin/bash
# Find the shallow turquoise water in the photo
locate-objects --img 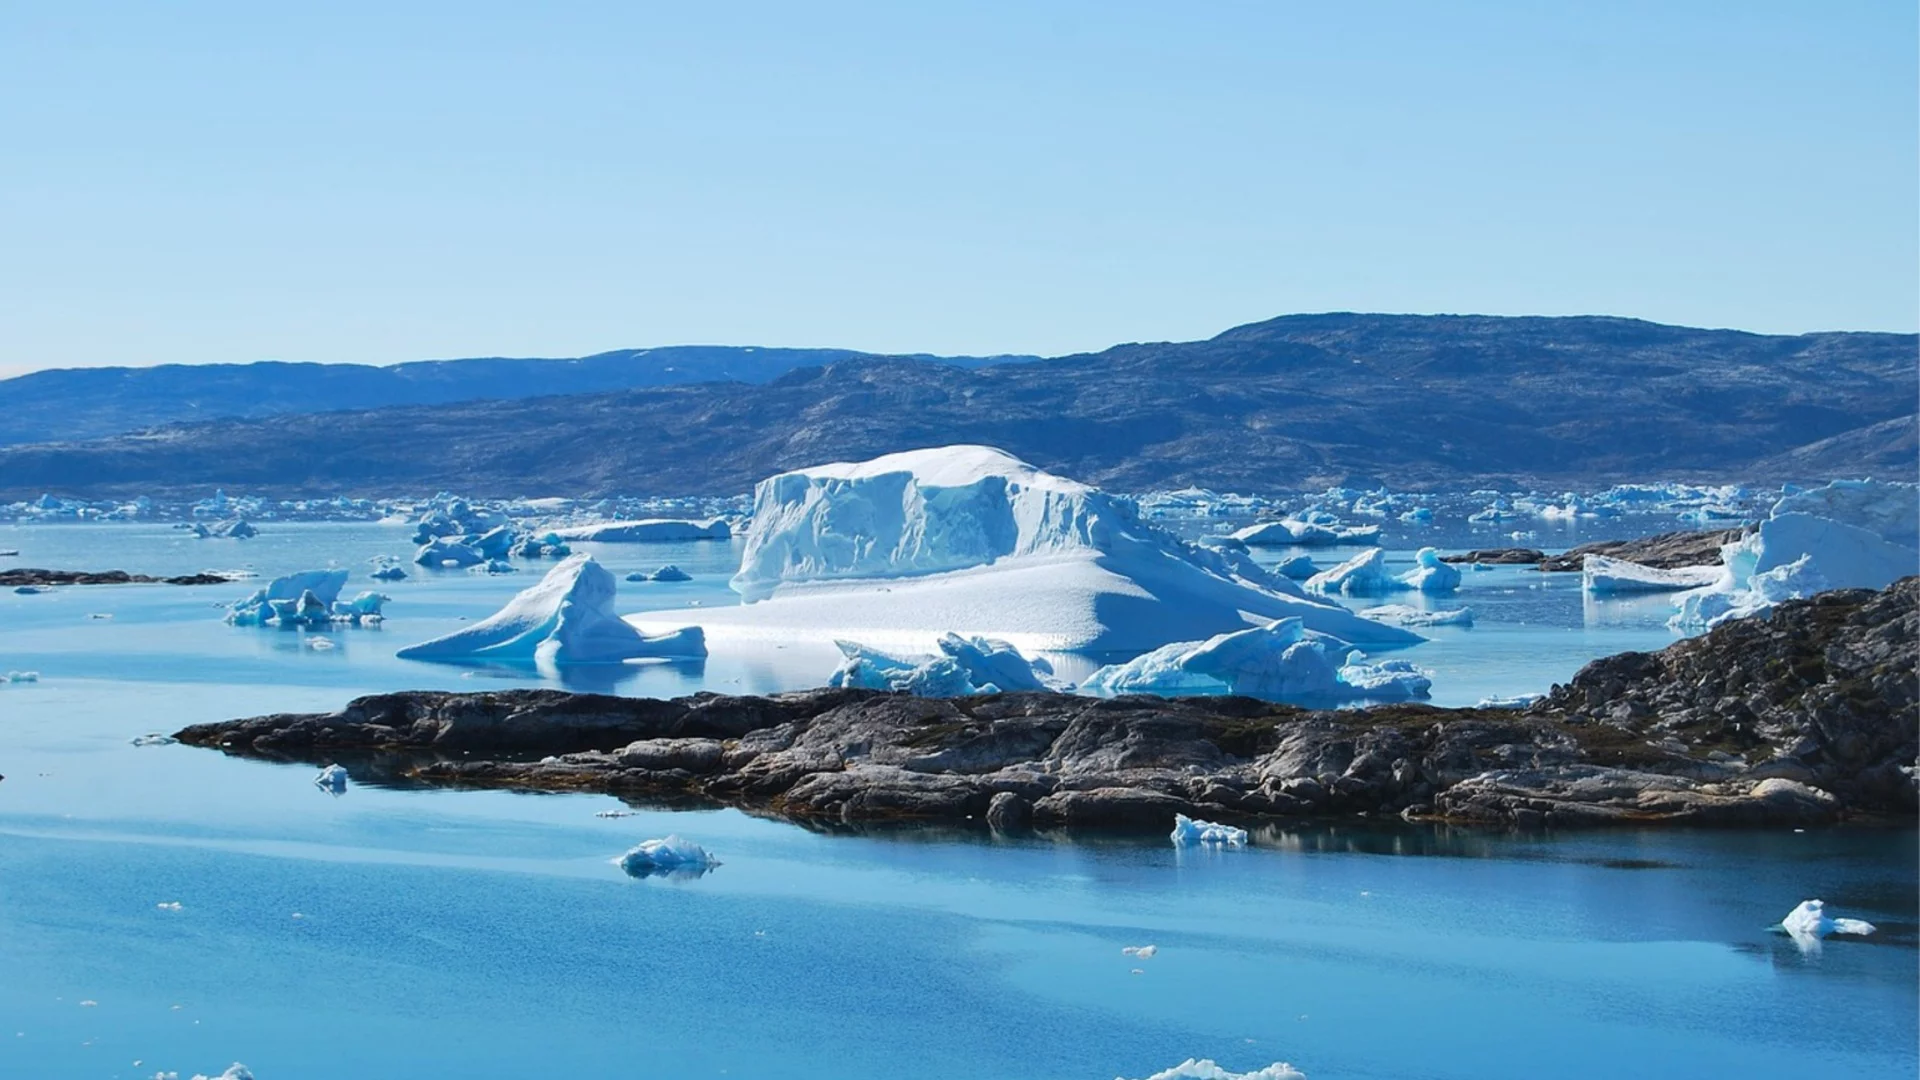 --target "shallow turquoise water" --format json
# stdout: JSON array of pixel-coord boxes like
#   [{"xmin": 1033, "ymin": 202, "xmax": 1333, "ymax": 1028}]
[{"xmin": 0, "ymin": 523, "xmax": 1913, "ymax": 1079}]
